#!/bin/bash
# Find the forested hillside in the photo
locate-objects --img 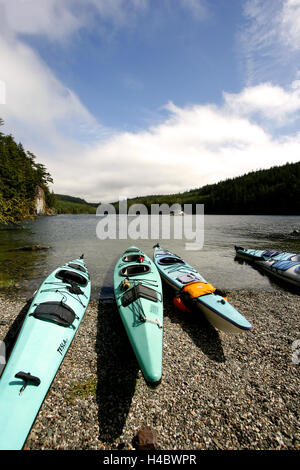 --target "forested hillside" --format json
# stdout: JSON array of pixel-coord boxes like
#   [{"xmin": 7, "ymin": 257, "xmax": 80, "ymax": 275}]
[
  {"xmin": 0, "ymin": 118, "xmax": 55, "ymax": 224},
  {"xmin": 54, "ymin": 194, "xmax": 97, "ymax": 214},
  {"xmin": 114, "ymin": 162, "xmax": 300, "ymax": 215}
]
